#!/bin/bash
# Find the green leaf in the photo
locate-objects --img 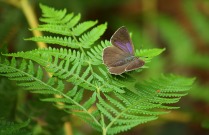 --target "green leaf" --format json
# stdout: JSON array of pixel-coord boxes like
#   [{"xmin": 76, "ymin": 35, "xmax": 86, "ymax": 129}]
[
  {"xmin": 96, "ymin": 74, "xmax": 194, "ymax": 134},
  {"xmin": 136, "ymin": 48, "xmax": 166, "ymax": 63},
  {"xmin": 0, "ymin": 119, "xmax": 31, "ymax": 135}
]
